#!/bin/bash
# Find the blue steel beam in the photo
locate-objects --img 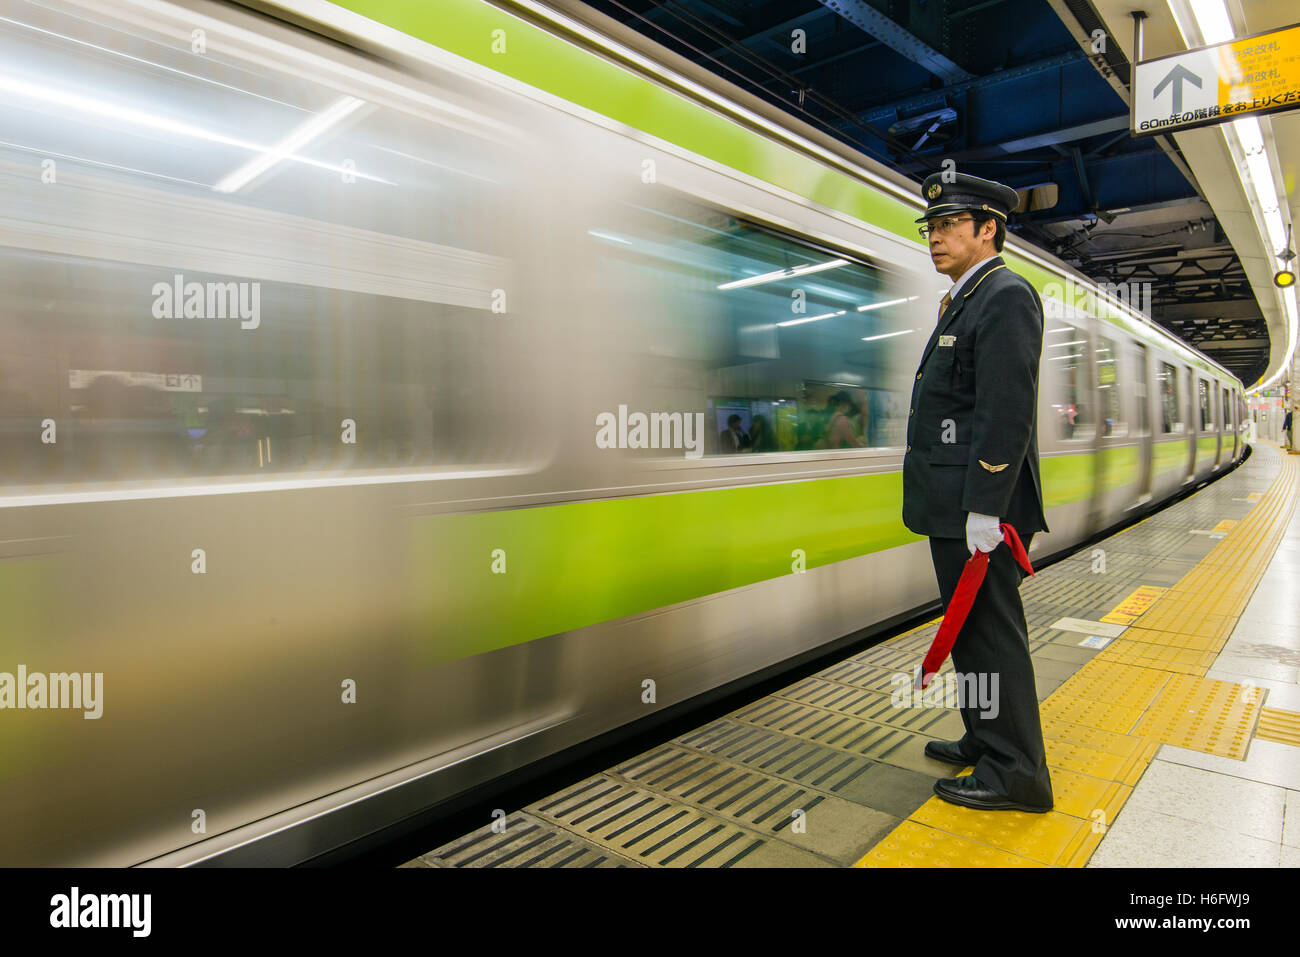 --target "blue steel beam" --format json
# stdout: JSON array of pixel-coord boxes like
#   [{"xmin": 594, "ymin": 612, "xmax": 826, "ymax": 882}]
[
  {"xmin": 849, "ymin": 48, "xmax": 1086, "ymax": 126},
  {"xmin": 814, "ymin": 0, "xmax": 974, "ymax": 83},
  {"xmin": 893, "ymin": 114, "xmax": 1129, "ymax": 171},
  {"xmin": 1013, "ymin": 150, "xmax": 1198, "ymax": 225}
]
